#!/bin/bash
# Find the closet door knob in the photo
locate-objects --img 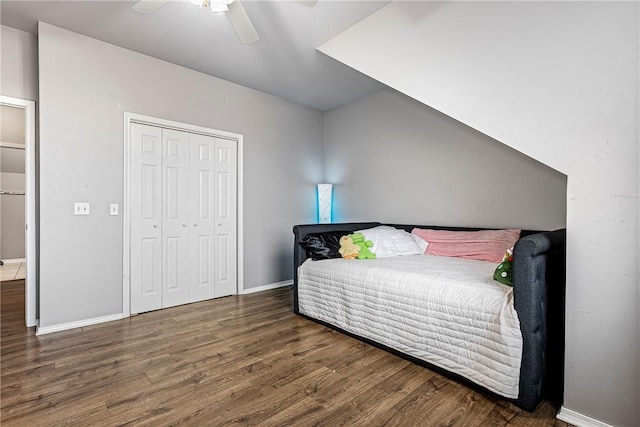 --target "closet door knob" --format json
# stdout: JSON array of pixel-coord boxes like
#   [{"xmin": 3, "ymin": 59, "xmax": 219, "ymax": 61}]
[
  {"xmin": 193, "ymin": 223, "xmax": 198, "ymax": 227},
  {"xmin": 182, "ymin": 224, "xmax": 187, "ymax": 227},
  {"xmin": 153, "ymin": 224, "xmax": 158, "ymax": 228}
]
